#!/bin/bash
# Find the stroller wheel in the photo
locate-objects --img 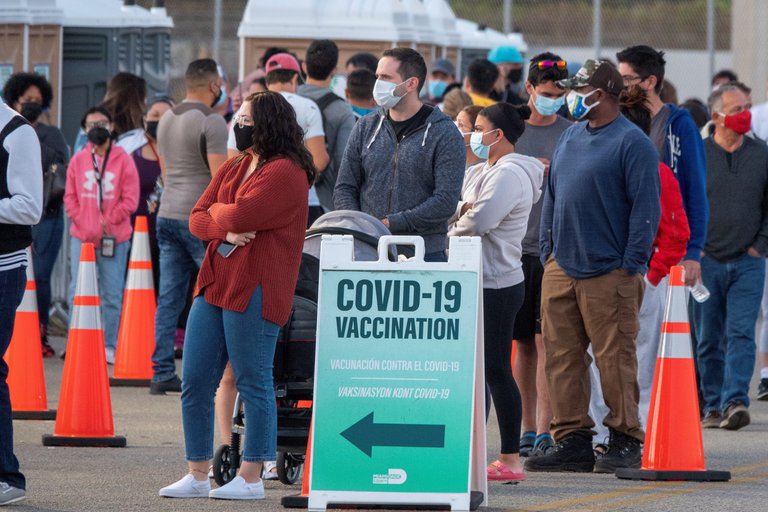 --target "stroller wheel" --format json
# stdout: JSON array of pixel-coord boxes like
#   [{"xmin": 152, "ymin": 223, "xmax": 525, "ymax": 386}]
[
  {"xmin": 213, "ymin": 444, "xmax": 239, "ymax": 486},
  {"xmin": 277, "ymin": 451, "xmax": 303, "ymax": 485}
]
